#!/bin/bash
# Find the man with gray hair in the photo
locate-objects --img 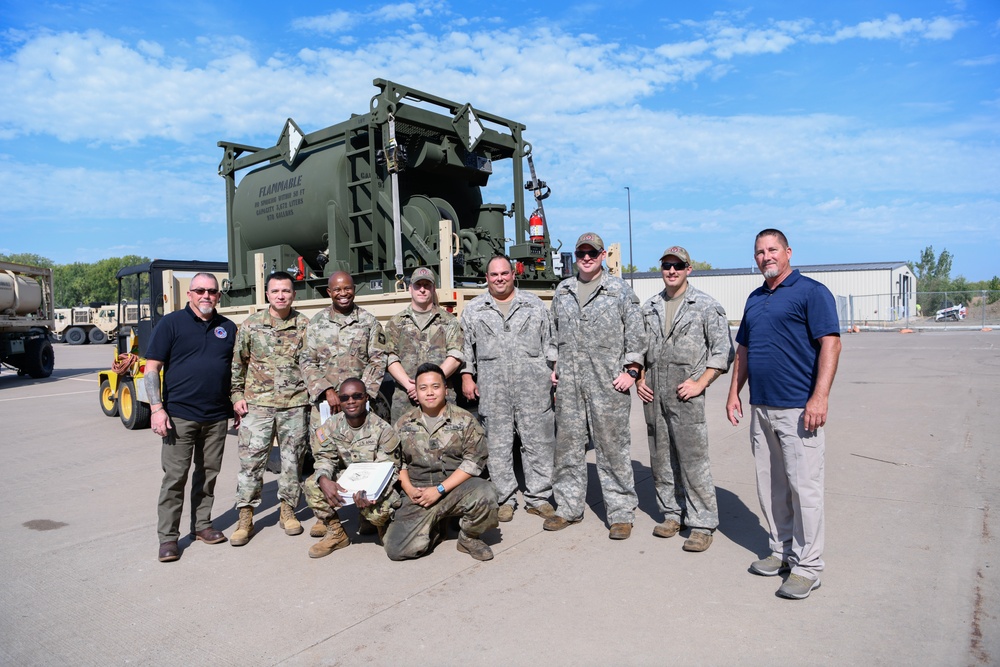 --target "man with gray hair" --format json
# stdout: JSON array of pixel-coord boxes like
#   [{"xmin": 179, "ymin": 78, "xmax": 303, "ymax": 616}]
[
  {"xmin": 461, "ymin": 255, "xmax": 557, "ymax": 522},
  {"xmin": 145, "ymin": 272, "xmax": 237, "ymax": 563},
  {"xmin": 727, "ymin": 228, "xmax": 841, "ymax": 599}
]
